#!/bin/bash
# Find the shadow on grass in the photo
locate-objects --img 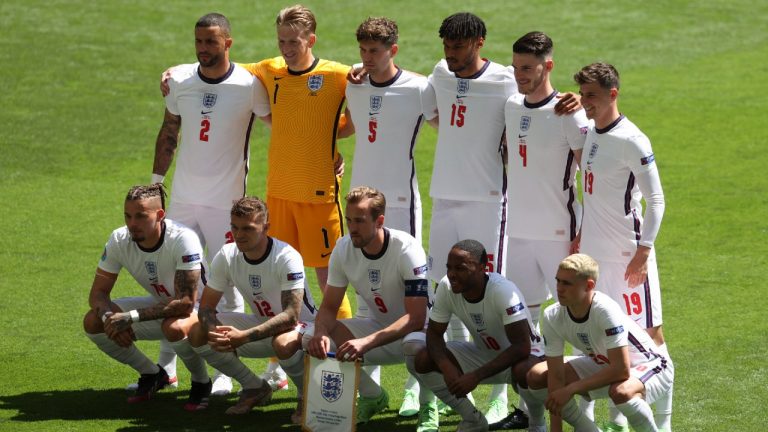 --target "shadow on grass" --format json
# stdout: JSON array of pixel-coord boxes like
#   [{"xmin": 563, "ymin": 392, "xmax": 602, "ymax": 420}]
[{"xmin": 0, "ymin": 388, "xmax": 453, "ymax": 431}]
